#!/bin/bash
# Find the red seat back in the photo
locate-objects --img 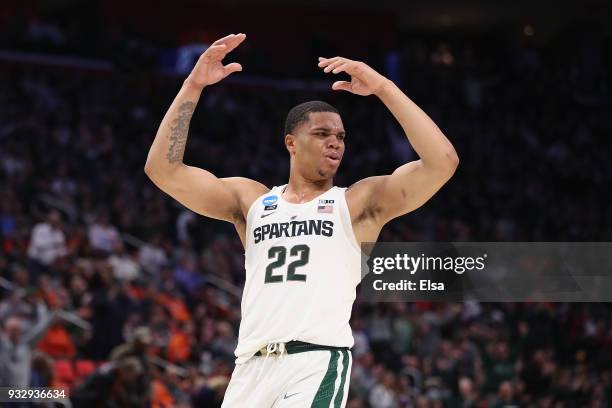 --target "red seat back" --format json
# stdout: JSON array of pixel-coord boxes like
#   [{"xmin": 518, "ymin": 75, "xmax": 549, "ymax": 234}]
[
  {"xmin": 54, "ymin": 360, "xmax": 75, "ymax": 384},
  {"xmin": 75, "ymin": 359, "xmax": 97, "ymax": 378}
]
